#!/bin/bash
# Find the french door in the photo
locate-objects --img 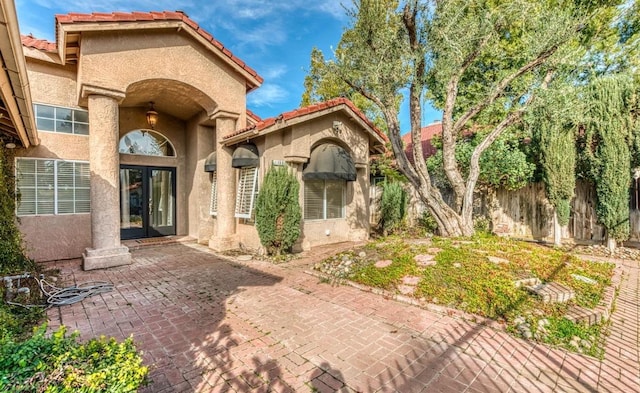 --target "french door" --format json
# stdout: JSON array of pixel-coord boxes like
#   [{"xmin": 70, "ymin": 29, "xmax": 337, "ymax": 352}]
[{"xmin": 120, "ymin": 165, "xmax": 176, "ymax": 240}]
